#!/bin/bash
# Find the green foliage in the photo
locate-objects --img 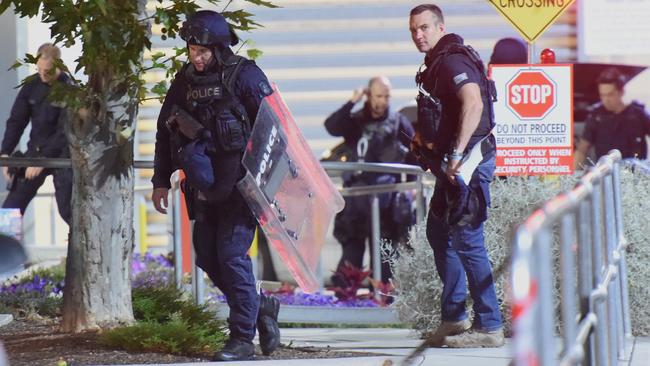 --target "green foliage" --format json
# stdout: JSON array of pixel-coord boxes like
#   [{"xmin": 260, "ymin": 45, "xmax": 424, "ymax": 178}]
[
  {"xmin": 0, "ymin": 0, "xmax": 277, "ymax": 106},
  {"xmin": 246, "ymin": 48, "xmax": 264, "ymax": 60},
  {"xmin": 132, "ymin": 285, "xmax": 217, "ymax": 325},
  {"xmin": 20, "ymin": 264, "xmax": 66, "ymax": 285},
  {"xmin": 0, "ymin": 291, "xmax": 62, "ymax": 318},
  {"xmin": 100, "ymin": 317, "xmax": 226, "ymax": 355},
  {"xmin": 102, "ymin": 284, "xmax": 227, "ymax": 355},
  {"xmin": 0, "ymin": 263, "xmax": 66, "ymax": 318},
  {"xmin": 390, "ymin": 175, "xmax": 578, "ymax": 335},
  {"xmin": 392, "ymin": 168, "xmax": 650, "ymax": 336}
]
